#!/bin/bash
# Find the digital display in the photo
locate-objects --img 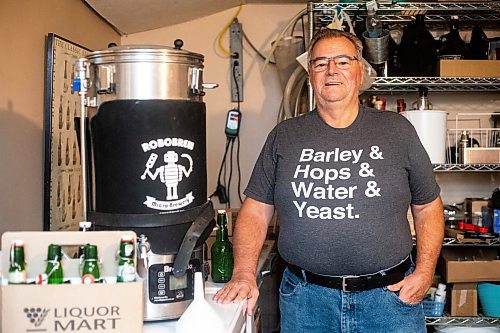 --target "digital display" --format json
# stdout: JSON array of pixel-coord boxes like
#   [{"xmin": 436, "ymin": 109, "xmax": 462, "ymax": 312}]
[{"xmin": 169, "ymin": 274, "xmax": 187, "ymax": 290}]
